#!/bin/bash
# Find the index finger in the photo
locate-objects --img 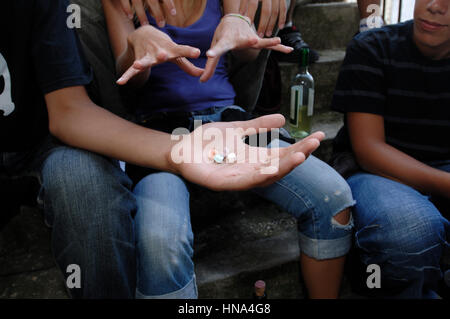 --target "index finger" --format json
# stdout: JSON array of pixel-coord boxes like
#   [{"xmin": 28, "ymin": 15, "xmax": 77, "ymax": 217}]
[
  {"xmin": 257, "ymin": 0, "xmax": 272, "ymax": 38},
  {"xmin": 245, "ymin": 0, "xmax": 259, "ymax": 23},
  {"xmin": 132, "ymin": 0, "xmax": 149, "ymax": 25},
  {"xmin": 234, "ymin": 114, "xmax": 286, "ymax": 134},
  {"xmin": 265, "ymin": 0, "xmax": 280, "ymax": 37},
  {"xmin": 146, "ymin": 0, "xmax": 166, "ymax": 27},
  {"xmin": 284, "ymin": 131, "xmax": 325, "ymax": 155},
  {"xmin": 120, "ymin": 0, "xmax": 134, "ymax": 19},
  {"xmin": 173, "ymin": 57, "xmax": 204, "ymax": 77},
  {"xmin": 161, "ymin": 0, "xmax": 177, "ymax": 16},
  {"xmin": 278, "ymin": 0, "xmax": 287, "ymax": 30}
]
